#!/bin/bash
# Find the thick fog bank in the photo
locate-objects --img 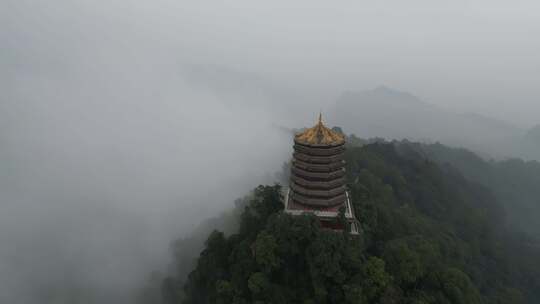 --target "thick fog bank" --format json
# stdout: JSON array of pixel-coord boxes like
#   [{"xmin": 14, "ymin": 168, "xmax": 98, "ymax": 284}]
[
  {"xmin": 3, "ymin": 0, "xmax": 540, "ymax": 302},
  {"xmin": 1, "ymin": 60, "xmax": 292, "ymax": 304}
]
